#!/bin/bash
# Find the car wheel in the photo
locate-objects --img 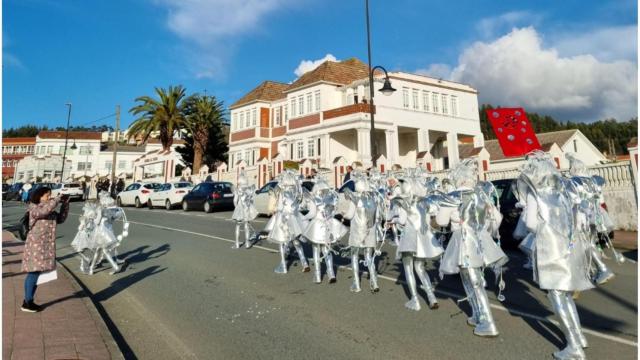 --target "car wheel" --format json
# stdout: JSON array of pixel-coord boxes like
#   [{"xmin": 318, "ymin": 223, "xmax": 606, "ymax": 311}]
[
  {"xmin": 116, "ymin": 197, "xmax": 122, "ymax": 207},
  {"xmin": 165, "ymin": 200, "xmax": 172, "ymax": 210},
  {"xmin": 182, "ymin": 200, "xmax": 189, "ymax": 211},
  {"xmin": 148, "ymin": 200, "xmax": 153, "ymax": 209},
  {"xmin": 204, "ymin": 201, "xmax": 212, "ymax": 213},
  {"xmin": 135, "ymin": 197, "xmax": 142, "ymax": 208}
]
